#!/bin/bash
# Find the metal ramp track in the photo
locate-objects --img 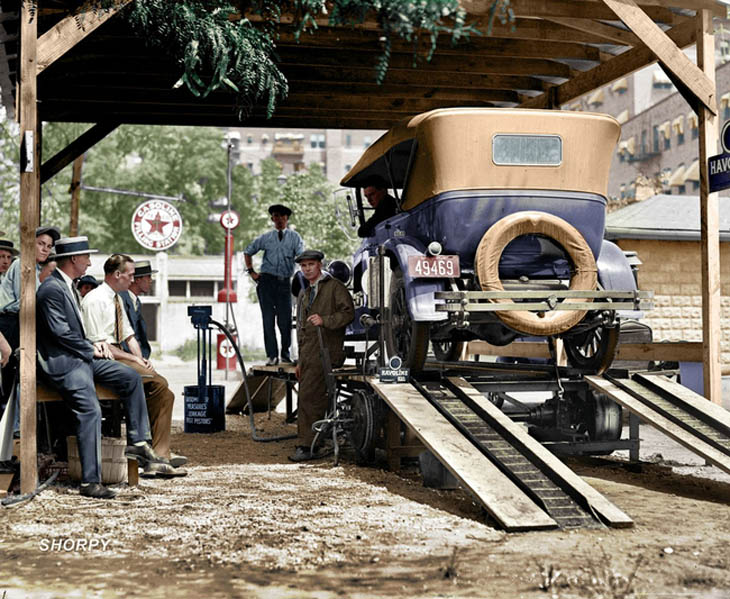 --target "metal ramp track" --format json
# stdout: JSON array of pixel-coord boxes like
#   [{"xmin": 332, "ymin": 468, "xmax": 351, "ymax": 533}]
[
  {"xmin": 586, "ymin": 373, "xmax": 730, "ymax": 475},
  {"xmin": 368, "ymin": 378, "xmax": 632, "ymax": 531},
  {"xmin": 415, "ymin": 378, "xmax": 597, "ymax": 529}
]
